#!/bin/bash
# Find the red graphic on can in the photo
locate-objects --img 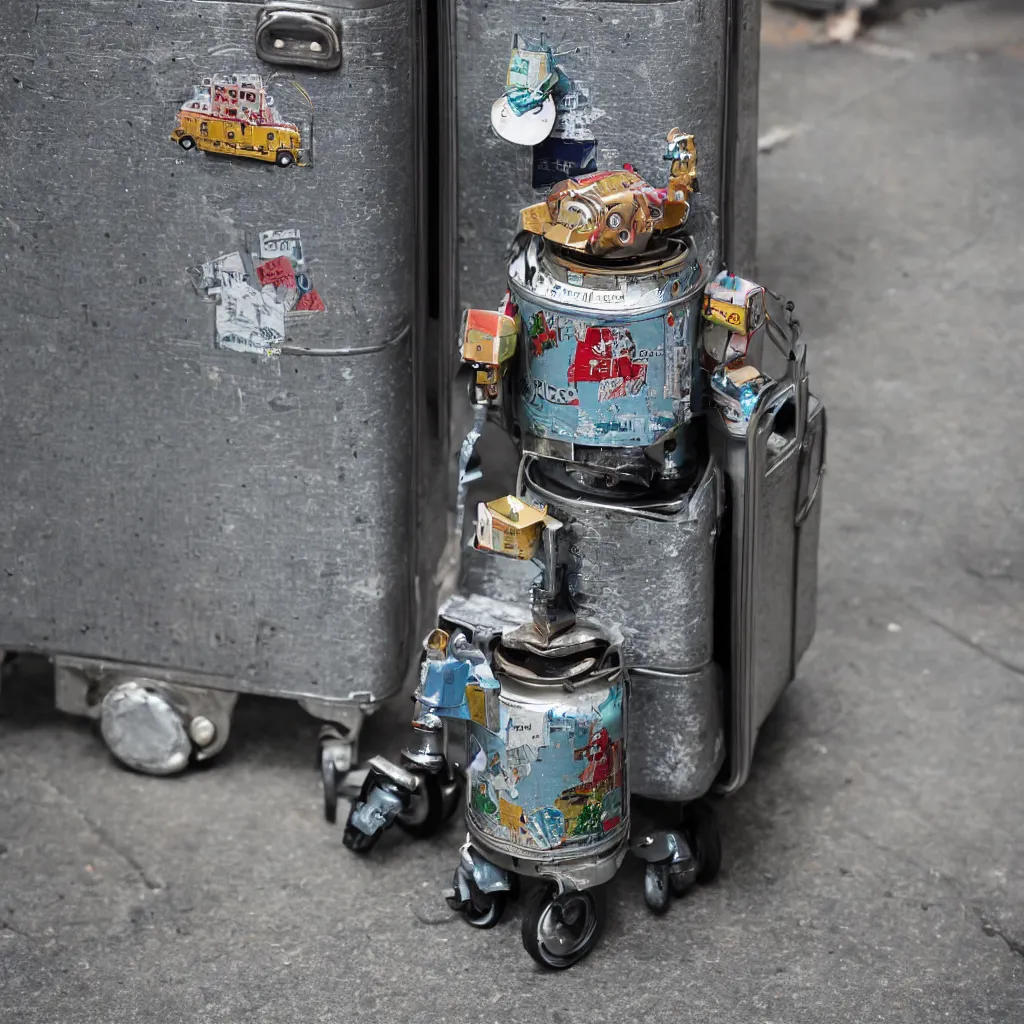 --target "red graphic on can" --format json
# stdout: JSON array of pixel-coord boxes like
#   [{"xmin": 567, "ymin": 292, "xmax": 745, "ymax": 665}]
[{"xmin": 568, "ymin": 326, "xmax": 647, "ymax": 392}]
